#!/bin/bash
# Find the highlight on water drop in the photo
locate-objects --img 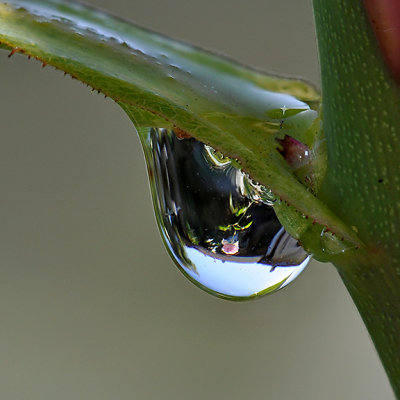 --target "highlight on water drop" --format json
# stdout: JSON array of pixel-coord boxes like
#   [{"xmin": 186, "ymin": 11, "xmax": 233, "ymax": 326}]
[{"xmin": 139, "ymin": 128, "xmax": 310, "ymax": 300}]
